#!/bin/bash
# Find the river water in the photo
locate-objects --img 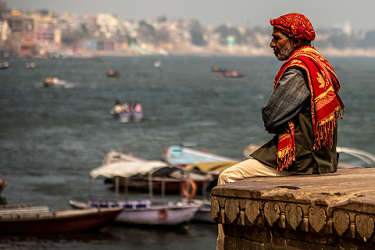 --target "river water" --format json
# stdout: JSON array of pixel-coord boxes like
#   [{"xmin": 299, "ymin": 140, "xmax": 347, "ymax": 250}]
[{"xmin": 1, "ymin": 55, "xmax": 375, "ymax": 249}]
